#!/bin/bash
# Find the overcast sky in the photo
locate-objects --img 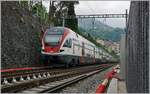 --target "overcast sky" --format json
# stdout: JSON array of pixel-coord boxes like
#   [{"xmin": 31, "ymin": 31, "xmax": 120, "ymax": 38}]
[{"xmin": 43, "ymin": 1, "xmax": 130, "ymax": 28}]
